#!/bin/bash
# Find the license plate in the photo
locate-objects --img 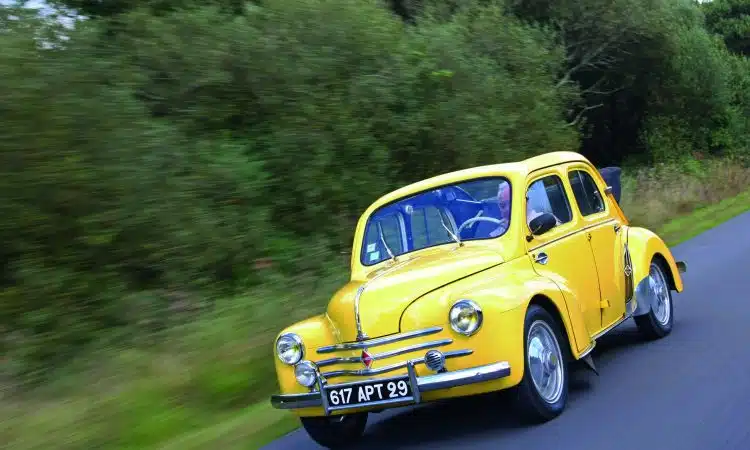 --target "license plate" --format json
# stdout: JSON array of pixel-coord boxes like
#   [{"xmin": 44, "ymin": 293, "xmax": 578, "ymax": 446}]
[{"xmin": 325, "ymin": 376, "xmax": 413, "ymax": 409}]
